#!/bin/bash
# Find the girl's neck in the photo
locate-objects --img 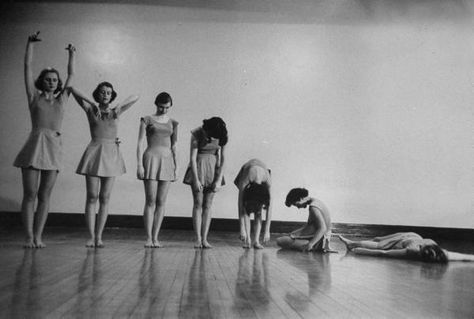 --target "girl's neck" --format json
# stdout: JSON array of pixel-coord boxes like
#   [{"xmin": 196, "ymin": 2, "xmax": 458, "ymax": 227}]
[
  {"xmin": 99, "ymin": 103, "xmax": 110, "ymax": 111},
  {"xmin": 43, "ymin": 91, "xmax": 55, "ymax": 100},
  {"xmin": 153, "ymin": 113, "xmax": 169, "ymax": 123}
]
